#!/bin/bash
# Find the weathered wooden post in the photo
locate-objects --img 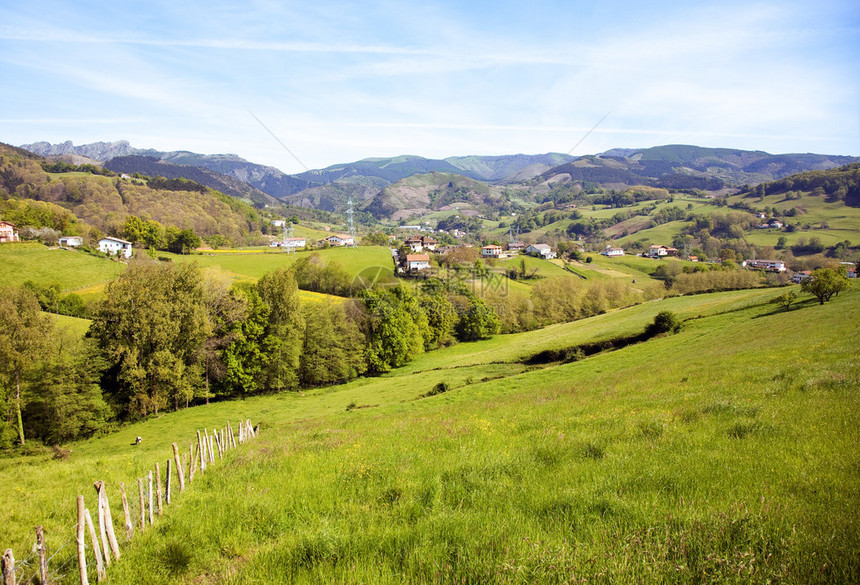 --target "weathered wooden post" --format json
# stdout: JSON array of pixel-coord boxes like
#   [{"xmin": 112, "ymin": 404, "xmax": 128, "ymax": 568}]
[
  {"xmin": 119, "ymin": 482, "xmax": 133, "ymax": 540},
  {"xmin": 155, "ymin": 462, "xmax": 163, "ymax": 516},
  {"xmin": 165, "ymin": 459, "xmax": 172, "ymax": 505},
  {"xmin": 238, "ymin": 422, "xmax": 244, "ymax": 445},
  {"xmin": 93, "ymin": 482, "xmax": 120, "ymax": 561},
  {"xmin": 35, "ymin": 525, "xmax": 48, "ymax": 585},
  {"xmin": 208, "ymin": 433, "xmax": 215, "ymax": 464},
  {"xmin": 1, "ymin": 548, "xmax": 15, "ymax": 585},
  {"xmin": 94, "ymin": 489, "xmax": 110, "ymax": 567},
  {"xmin": 196, "ymin": 431, "xmax": 206, "ymax": 472},
  {"xmin": 137, "ymin": 478, "xmax": 145, "ymax": 531},
  {"xmin": 76, "ymin": 496, "xmax": 88, "ymax": 585},
  {"xmin": 215, "ymin": 430, "xmax": 223, "ymax": 460},
  {"xmin": 172, "ymin": 443, "xmax": 185, "ymax": 492},
  {"xmin": 147, "ymin": 471, "xmax": 154, "ymax": 526},
  {"xmin": 189, "ymin": 444, "xmax": 197, "ymax": 483},
  {"xmin": 84, "ymin": 509, "xmax": 106, "ymax": 582},
  {"xmin": 227, "ymin": 421, "xmax": 236, "ymax": 448}
]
